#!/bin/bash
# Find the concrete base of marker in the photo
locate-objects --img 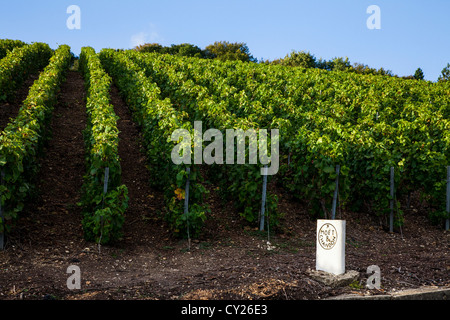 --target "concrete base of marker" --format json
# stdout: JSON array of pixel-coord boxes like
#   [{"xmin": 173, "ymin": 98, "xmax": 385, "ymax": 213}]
[
  {"xmin": 316, "ymin": 219, "xmax": 346, "ymax": 275},
  {"xmin": 307, "ymin": 268, "xmax": 359, "ymax": 288}
]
